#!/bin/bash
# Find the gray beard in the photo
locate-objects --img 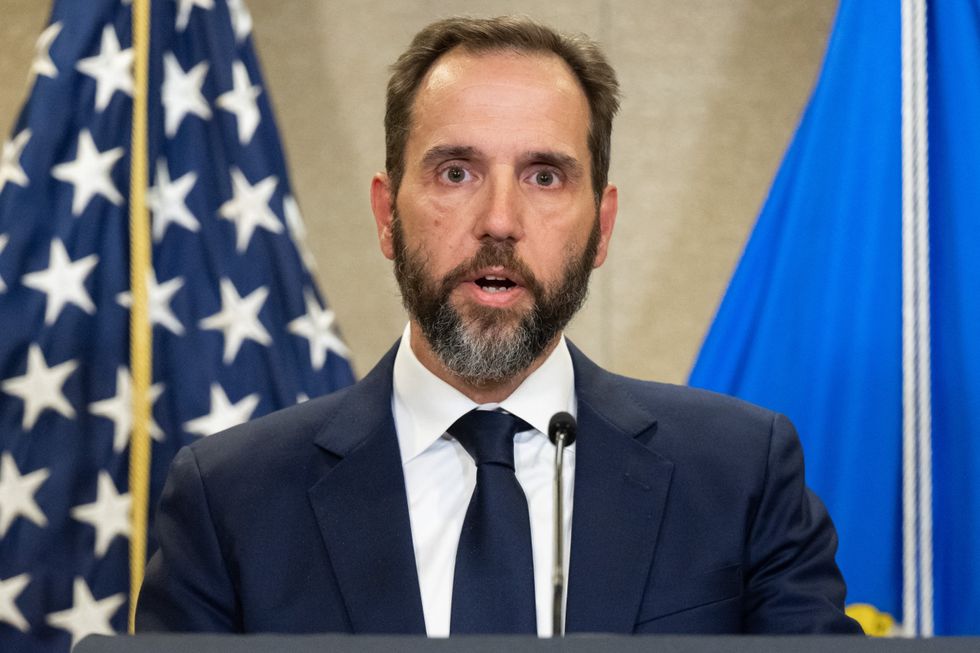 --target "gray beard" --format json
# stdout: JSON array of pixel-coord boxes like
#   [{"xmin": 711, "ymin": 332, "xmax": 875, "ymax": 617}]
[
  {"xmin": 419, "ymin": 293, "xmax": 550, "ymax": 384},
  {"xmin": 392, "ymin": 216, "xmax": 599, "ymax": 386}
]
